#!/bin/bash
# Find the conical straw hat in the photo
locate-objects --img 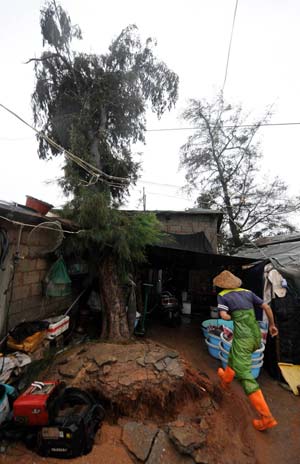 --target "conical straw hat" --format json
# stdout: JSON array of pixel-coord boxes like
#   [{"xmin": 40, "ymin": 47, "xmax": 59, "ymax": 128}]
[{"xmin": 213, "ymin": 270, "xmax": 242, "ymax": 289}]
